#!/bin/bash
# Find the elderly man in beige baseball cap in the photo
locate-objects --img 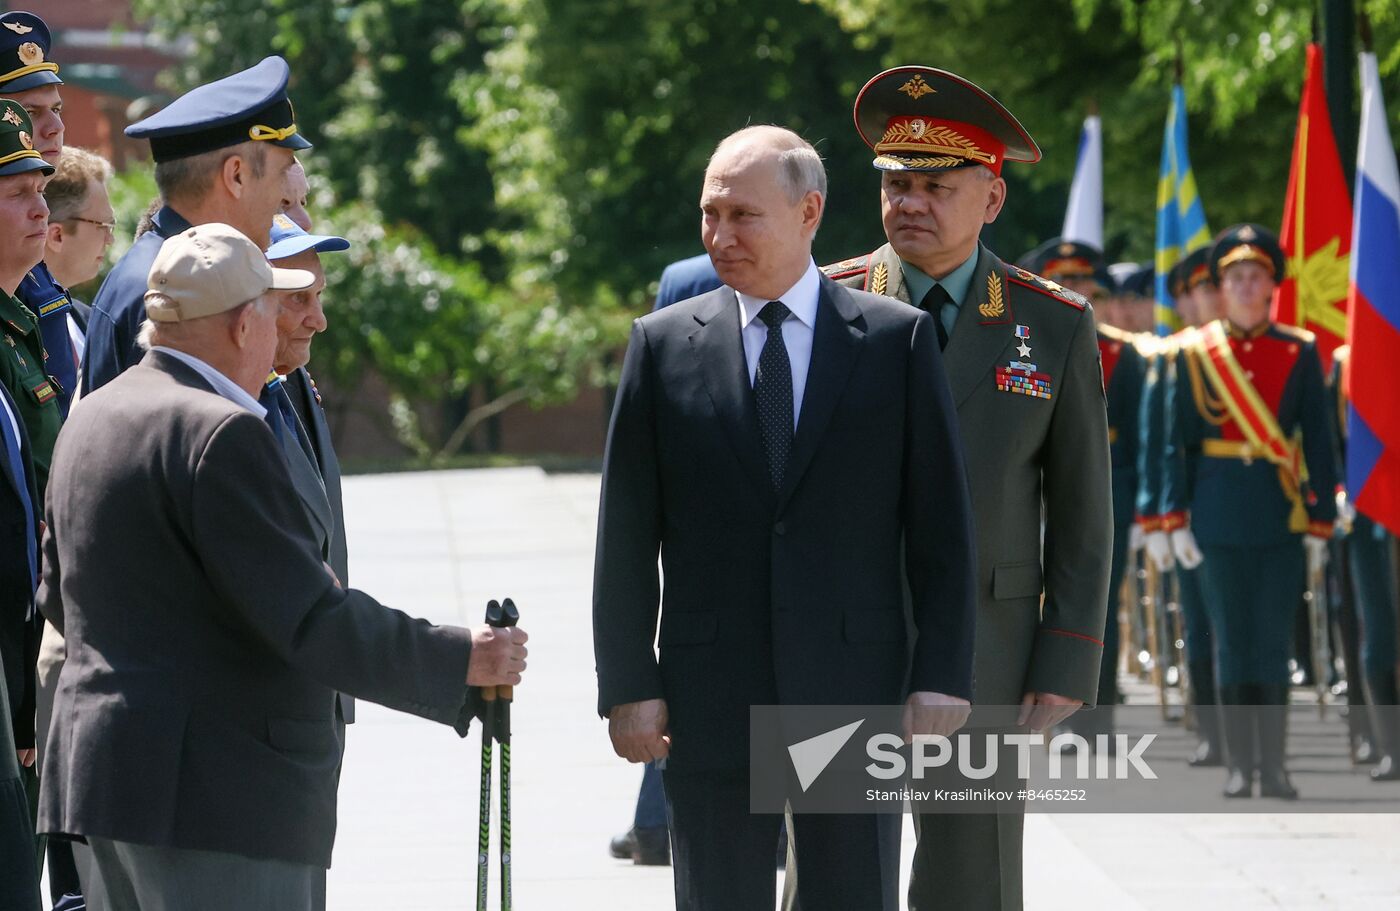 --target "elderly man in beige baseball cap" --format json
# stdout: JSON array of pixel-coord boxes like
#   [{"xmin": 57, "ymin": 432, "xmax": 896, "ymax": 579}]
[
  {"xmin": 36, "ymin": 220, "xmax": 528, "ymax": 908},
  {"xmin": 137, "ymin": 221, "xmax": 314, "ymax": 400}
]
